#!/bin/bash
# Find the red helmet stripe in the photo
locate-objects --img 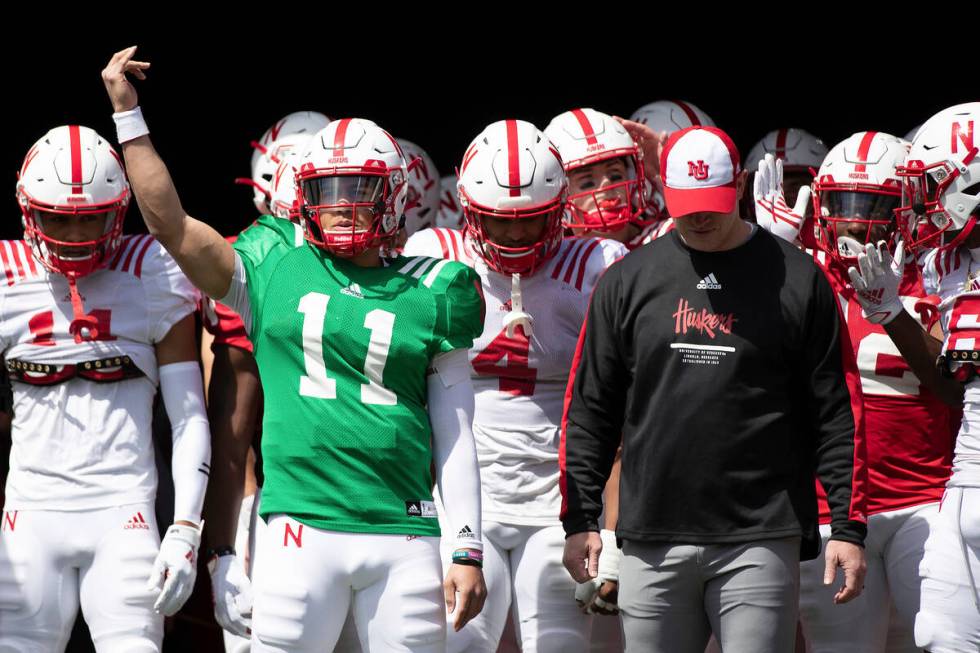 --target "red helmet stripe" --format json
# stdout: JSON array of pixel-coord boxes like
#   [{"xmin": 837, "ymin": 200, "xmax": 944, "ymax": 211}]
[
  {"xmin": 854, "ymin": 131, "xmax": 878, "ymax": 173},
  {"xmin": 775, "ymin": 128, "xmax": 788, "ymax": 161},
  {"xmin": 570, "ymin": 109, "xmax": 599, "ymax": 146},
  {"xmin": 69, "ymin": 125, "xmax": 83, "ymax": 194},
  {"xmin": 333, "ymin": 119, "xmax": 352, "ymax": 158},
  {"xmin": 506, "ymin": 120, "xmax": 521, "ymax": 197},
  {"xmin": 674, "ymin": 101, "xmax": 701, "ymax": 127}
]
